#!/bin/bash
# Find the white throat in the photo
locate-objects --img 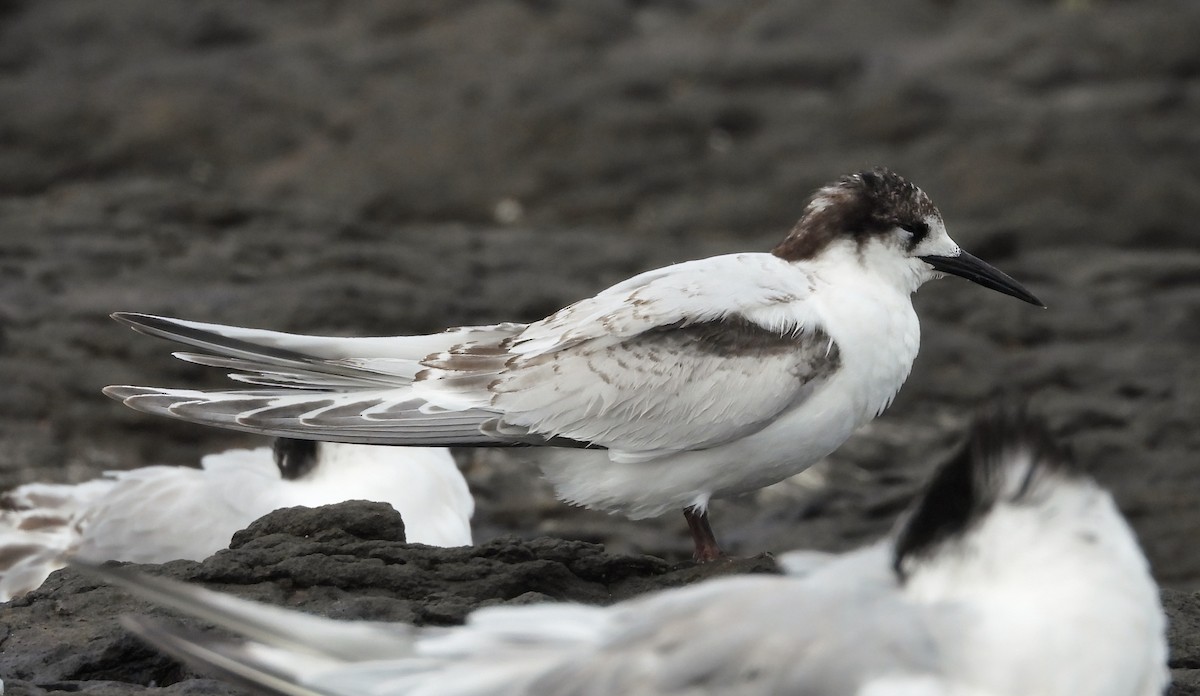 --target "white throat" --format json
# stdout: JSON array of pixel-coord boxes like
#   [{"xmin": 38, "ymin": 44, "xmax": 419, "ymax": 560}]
[{"xmin": 807, "ymin": 237, "xmax": 933, "ymax": 298}]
